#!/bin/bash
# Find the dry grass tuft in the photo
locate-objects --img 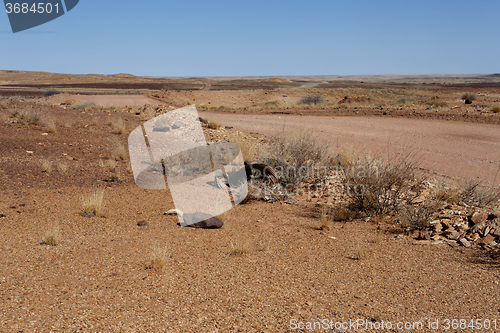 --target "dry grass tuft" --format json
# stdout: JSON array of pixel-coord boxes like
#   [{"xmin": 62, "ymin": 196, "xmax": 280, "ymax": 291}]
[
  {"xmin": 73, "ymin": 100, "xmax": 96, "ymax": 110},
  {"xmin": 111, "ymin": 117, "xmax": 126, "ymax": 134},
  {"xmin": 81, "ymin": 187, "xmax": 105, "ymax": 217},
  {"xmin": 229, "ymin": 134, "xmax": 257, "ymax": 161},
  {"xmin": 43, "ymin": 117, "xmax": 57, "ymax": 133},
  {"xmin": 110, "ymin": 139, "xmax": 127, "ymax": 161},
  {"xmin": 353, "ymin": 242, "xmax": 368, "ymax": 260},
  {"xmin": 399, "ymin": 199, "xmax": 441, "ymax": 230},
  {"xmin": 147, "ymin": 243, "xmax": 168, "ymax": 272},
  {"xmin": 57, "ymin": 161, "xmax": 68, "ymax": 173},
  {"xmin": 334, "ymin": 206, "xmax": 354, "ymax": 222},
  {"xmin": 105, "ymin": 171, "xmax": 122, "ymax": 182},
  {"xmin": 208, "ymin": 118, "xmax": 222, "ymax": 129},
  {"xmin": 41, "ymin": 159, "xmax": 52, "ymax": 173},
  {"xmin": 92, "ymin": 117, "xmax": 99, "ymax": 126},
  {"xmin": 43, "ymin": 224, "xmax": 60, "ymax": 246},
  {"xmin": 434, "ymin": 180, "xmax": 460, "ymax": 203},
  {"xmin": 491, "ymin": 104, "xmax": 500, "ymax": 113},
  {"xmin": 9, "ymin": 109, "xmax": 41, "ymax": 125},
  {"xmin": 460, "ymin": 177, "xmax": 500, "ymax": 207},
  {"xmin": 319, "ymin": 206, "xmax": 333, "ymax": 230}
]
